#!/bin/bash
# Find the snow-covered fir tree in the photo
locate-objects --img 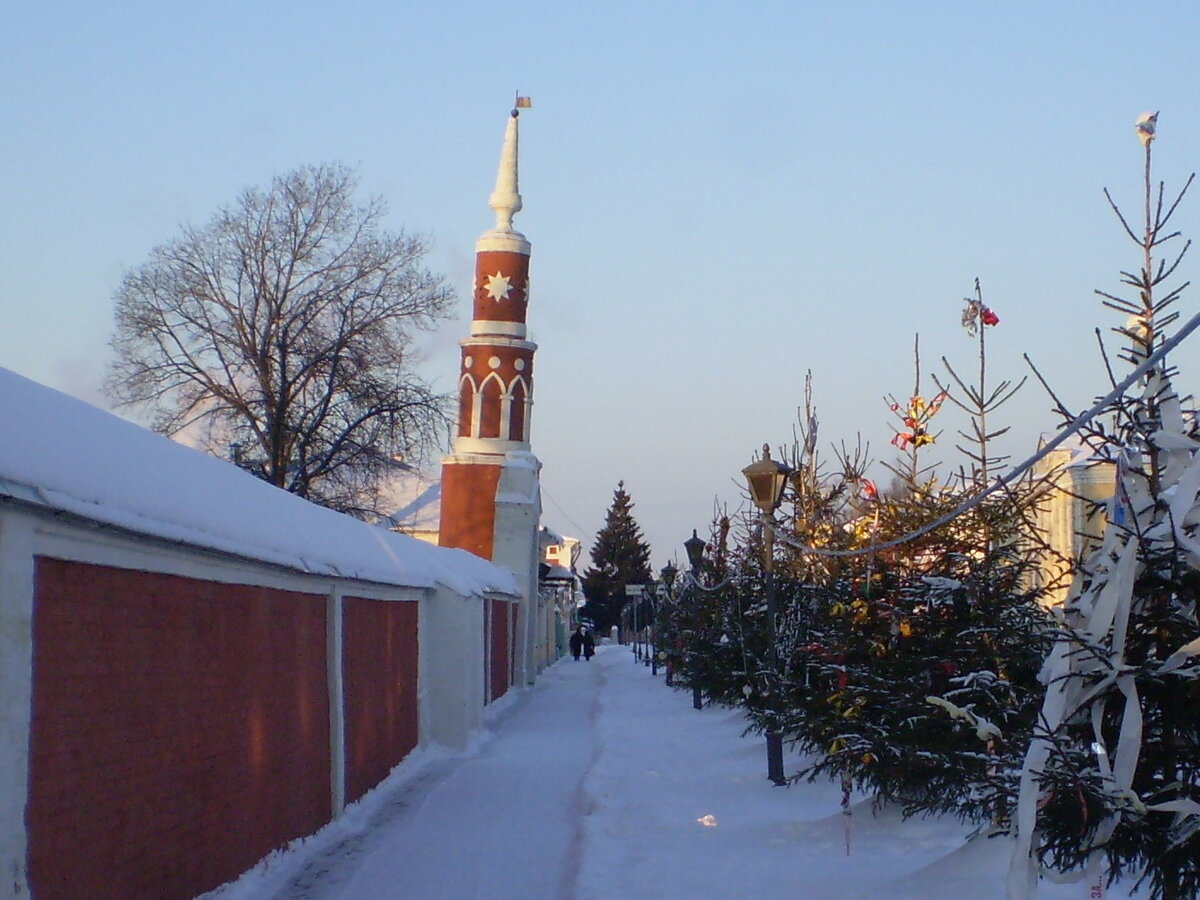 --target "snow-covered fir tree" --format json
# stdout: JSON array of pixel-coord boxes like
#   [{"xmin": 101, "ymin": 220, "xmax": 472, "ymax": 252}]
[
  {"xmin": 770, "ymin": 324, "xmax": 1053, "ymax": 829},
  {"xmin": 581, "ymin": 481, "xmax": 652, "ymax": 633},
  {"xmin": 1010, "ymin": 115, "xmax": 1200, "ymax": 900}
]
